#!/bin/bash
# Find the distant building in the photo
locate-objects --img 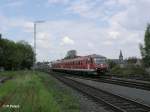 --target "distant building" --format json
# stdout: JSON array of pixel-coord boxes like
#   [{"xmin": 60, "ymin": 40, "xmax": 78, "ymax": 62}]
[
  {"xmin": 119, "ymin": 50, "xmax": 123, "ymax": 63},
  {"xmin": 119, "ymin": 50, "xmax": 124, "ymax": 67},
  {"xmin": 110, "ymin": 59, "xmax": 120, "ymax": 64},
  {"xmin": 109, "ymin": 50, "xmax": 125, "ymax": 67},
  {"xmin": 36, "ymin": 61, "xmax": 50, "ymax": 70}
]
